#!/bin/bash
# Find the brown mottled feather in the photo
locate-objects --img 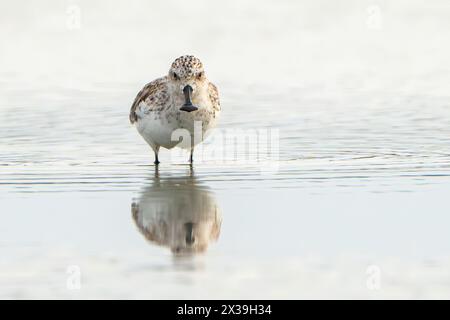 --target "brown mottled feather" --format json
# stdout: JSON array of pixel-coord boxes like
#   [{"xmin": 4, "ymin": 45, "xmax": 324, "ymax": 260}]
[
  {"xmin": 208, "ymin": 82, "xmax": 221, "ymax": 112},
  {"xmin": 129, "ymin": 77, "xmax": 169, "ymax": 124}
]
